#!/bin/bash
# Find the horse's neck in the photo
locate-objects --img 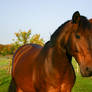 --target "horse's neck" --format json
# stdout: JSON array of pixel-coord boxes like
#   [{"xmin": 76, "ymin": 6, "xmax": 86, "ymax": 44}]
[
  {"xmin": 51, "ymin": 31, "xmax": 73, "ymax": 67},
  {"xmin": 45, "ymin": 46, "xmax": 69, "ymax": 68},
  {"xmin": 43, "ymin": 27, "xmax": 73, "ymax": 69},
  {"xmin": 54, "ymin": 46, "xmax": 69, "ymax": 62},
  {"xmin": 41, "ymin": 45, "xmax": 72, "ymax": 83},
  {"xmin": 56, "ymin": 27, "xmax": 73, "ymax": 55}
]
